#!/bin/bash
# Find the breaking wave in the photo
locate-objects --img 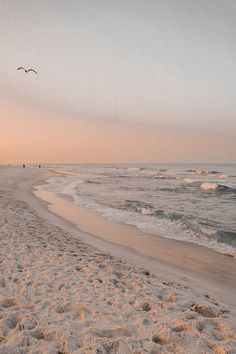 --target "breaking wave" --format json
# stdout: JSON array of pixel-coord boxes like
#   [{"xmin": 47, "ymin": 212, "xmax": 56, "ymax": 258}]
[
  {"xmin": 42, "ymin": 163, "xmax": 236, "ymax": 257},
  {"xmin": 201, "ymin": 183, "xmax": 236, "ymax": 193}
]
